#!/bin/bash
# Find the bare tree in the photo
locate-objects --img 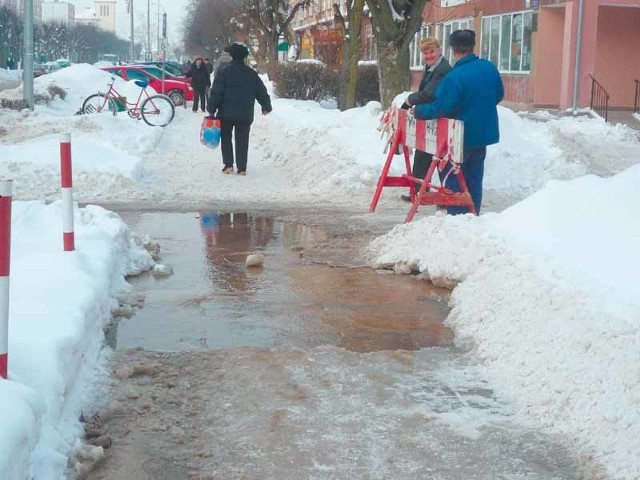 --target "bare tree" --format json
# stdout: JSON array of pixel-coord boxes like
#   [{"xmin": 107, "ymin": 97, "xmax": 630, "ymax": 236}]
[
  {"xmin": 333, "ymin": 0, "xmax": 365, "ymax": 110},
  {"xmin": 183, "ymin": 0, "xmax": 242, "ymax": 61},
  {"xmin": 364, "ymin": 0, "xmax": 429, "ymax": 107},
  {"xmin": 243, "ymin": 0, "xmax": 312, "ymax": 77}
]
